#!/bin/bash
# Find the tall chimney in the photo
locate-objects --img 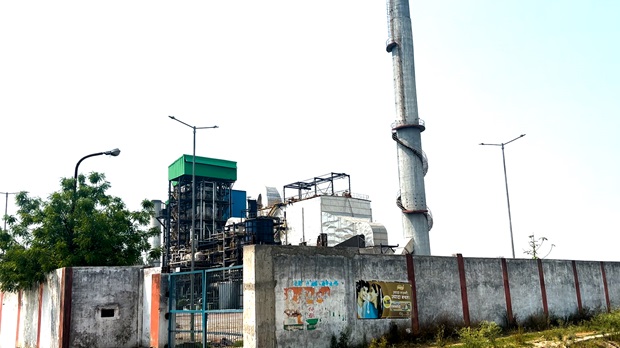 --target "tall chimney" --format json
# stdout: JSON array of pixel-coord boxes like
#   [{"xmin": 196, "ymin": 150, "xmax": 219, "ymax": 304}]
[{"xmin": 386, "ymin": 0, "xmax": 431, "ymax": 255}]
